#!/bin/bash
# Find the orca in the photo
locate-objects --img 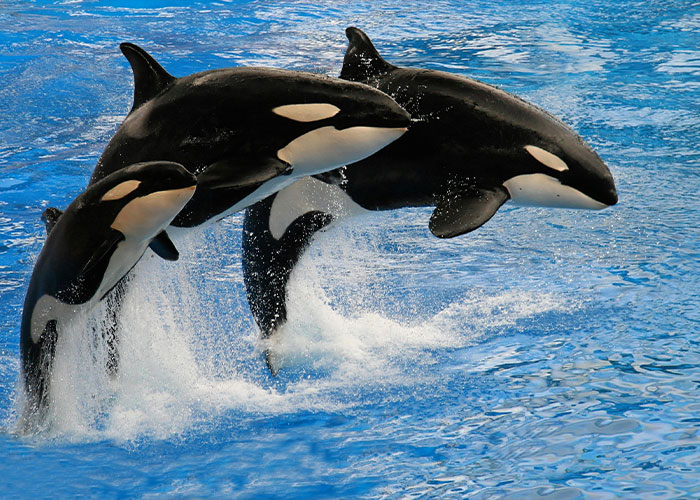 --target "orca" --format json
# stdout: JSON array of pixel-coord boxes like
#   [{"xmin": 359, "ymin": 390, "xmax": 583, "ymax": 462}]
[
  {"xmin": 40, "ymin": 42, "xmax": 410, "ymax": 382},
  {"xmin": 90, "ymin": 43, "xmax": 411, "ymax": 227},
  {"xmin": 20, "ymin": 161, "xmax": 196, "ymax": 429},
  {"xmin": 242, "ymin": 27, "xmax": 618, "ymax": 371}
]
